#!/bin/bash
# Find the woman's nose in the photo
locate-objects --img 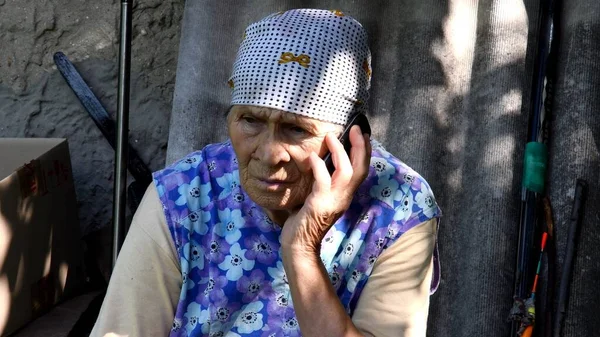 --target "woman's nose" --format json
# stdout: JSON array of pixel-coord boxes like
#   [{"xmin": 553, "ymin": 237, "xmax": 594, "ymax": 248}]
[{"xmin": 254, "ymin": 135, "xmax": 291, "ymax": 166}]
